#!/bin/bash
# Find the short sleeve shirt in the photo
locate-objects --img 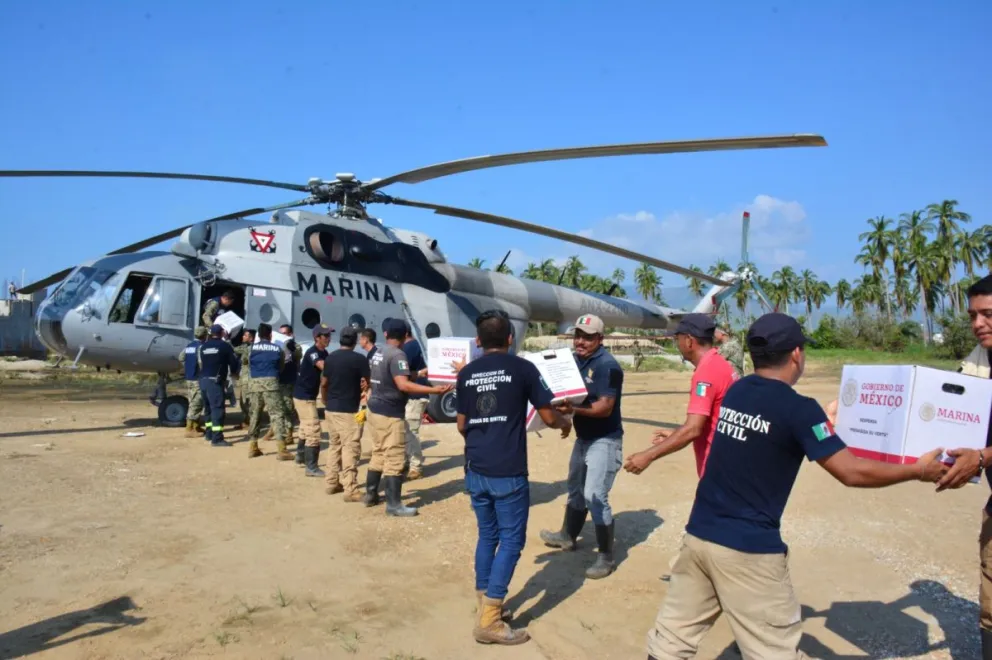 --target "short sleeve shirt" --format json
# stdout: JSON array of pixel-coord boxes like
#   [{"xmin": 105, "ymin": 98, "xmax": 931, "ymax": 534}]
[
  {"xmin": 293, "ymin": 345, "xmax": 328, "ymax": 400},
  {"xmin": 323, "ymin": 348, "xmax": 371, "ymax": 413},
  {"xmin": 687, "ymin": 349, "xmax": 740, "ymax": 477},
  {"xmin": 686, "ymin": 375, "xmax": 846, "ymax": 554},
  {"xmin": 573, "ymin": 347, "xmax": 624, "ymax": 440},
  {"xmin": 367, "ymin": 344, "xmax": 411, "ymax": 418},
  {"xmin": 402, "ymin": 339, "xmax": 429, "ymax": 400},
  {"xmin": 456, "ymin": 352, "xmax": 554, "ymax": 477}
]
